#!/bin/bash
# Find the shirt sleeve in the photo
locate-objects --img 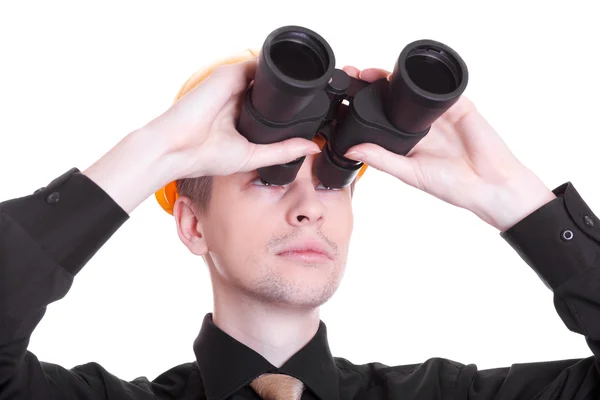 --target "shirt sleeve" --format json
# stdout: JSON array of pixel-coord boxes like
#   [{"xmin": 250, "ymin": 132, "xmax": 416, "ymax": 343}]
[
  {"xmin": 454, "ymin": 181, "xmax": 600, "ymax": 399},
  {"xmin": 0, "ymin": 167, "xmax": 141, "ymax": 400}
]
